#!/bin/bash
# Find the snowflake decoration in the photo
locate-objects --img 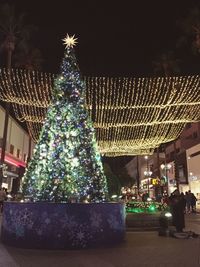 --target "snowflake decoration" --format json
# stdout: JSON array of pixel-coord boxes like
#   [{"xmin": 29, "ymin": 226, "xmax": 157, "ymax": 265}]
[
  {"xmin": 90, "ymin": 211, "xmax": 102, "ymax": 228},
  {"xmin": 61, "ymin": 214, "xmax": 77, "ymax": 229},
  {"xmin": 15, "ymin": 208, "xmax": 33, "ymax": 227},
  {"xmin": 107, "ymin": 214, "xmax": 121, "ymax": 231},
  {"xmin": 36, "ymin": 229, "xmax": 43, "ymax": 236},
  {"xmin": 9, "ymin": 209, "xmax": 13, "ymax": 215},
  {"xmin": 76, "ymin": 230, "xmax": 85, "ymax": 241},
  {"xmin": 45, "ymin": 218, "xmax": 51, "ymax": 224},
  {"xmin": 15, "ymin": 225, "xmax": 25, "ymax": 238},
  {"xmin": 68, "ymin": 224, "xmax": 91, "ymax": 248}
]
